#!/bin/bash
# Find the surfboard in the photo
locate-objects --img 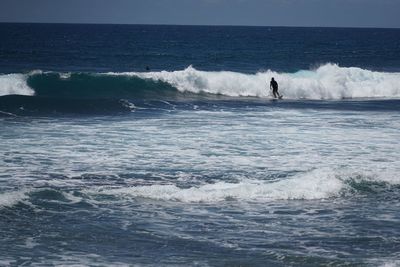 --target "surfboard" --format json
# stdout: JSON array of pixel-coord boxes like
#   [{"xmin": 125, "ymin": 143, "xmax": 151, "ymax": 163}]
[{"xmin": 272, "ymin": 95, "xmax": 283, "ymax": 100}]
